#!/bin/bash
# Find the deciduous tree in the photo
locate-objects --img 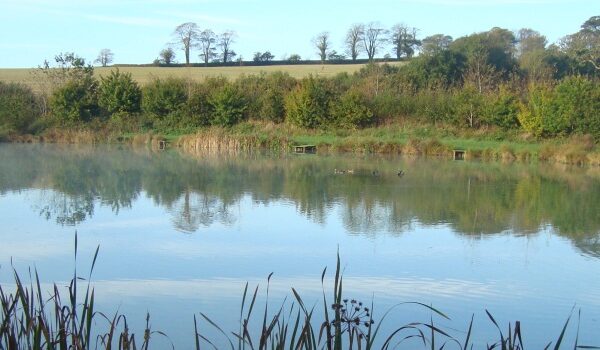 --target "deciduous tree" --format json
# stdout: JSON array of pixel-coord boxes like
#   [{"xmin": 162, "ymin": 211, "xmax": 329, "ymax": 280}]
[
  {"xmin": 421, "ymin": 34, "xmax": 452, "ymax": 56},
  {"xmin": 363, "ymin": 22, "xmax": 386, "ymax": 61},
  {"xmin": 218, "ymin": 31, "xmax": 237, "ymax": 63},
  {"xmin": 172, "ymin": 22, "xmax": 200, "ymax": 65},
  {"xmin": 94, "ymin": 49, "xmax": 114, "ymax": 67},
  {"xmin": 345, "ymin": 24, "xmax": 364, "ymax": 61},
  {"xmin": 313, "ymin": 31, "xmax": 331, "ymax": 63},
  {"xmin": 158, "ymin": 48, "xmax": 176, "ymax": 64},
  {"xmin": 516, "ymin": 28, "xmax": 547, "ymax": 57},
  {"xmin": 390, "ymin": 24, "xmax": 420, "ymax": 59},
  {"xmin": 199, "ymin": 29, "xmax": 217, "ymax": 65},
  {"xmin": 253, "ymin": 51, "xmax": 274, "ymax": 62},
  {"xmin": 560, "ymin": 16, "xmax": 600, "ymax": 72}
]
